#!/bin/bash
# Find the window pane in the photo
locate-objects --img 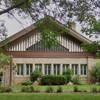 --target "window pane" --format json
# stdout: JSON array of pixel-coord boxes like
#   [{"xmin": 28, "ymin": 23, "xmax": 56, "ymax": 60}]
[
  {"xmin": 84, "ymin": 65, "xmax": 86, "ymax": 75},
  {"xmin": 72, "ymin": 64, "xmax": 78, "ymax": 75},
  {"xmin": 44, "ymin": 64, "xmax": 51, "ymax": 75},
  {"xmin": 30, "ymin": 65, "xmax": 32, "ymax": 74},
  {"xmin": 26, "ymin": 65, "xmax": 29, "ymax": 75},
  {"xmin": 17, "ymin": 64, "xmax": 23, "ymax": 75},
  {"xmin": 17, "ymin": 66, "xmax": 20, "ymax": 75},
  {"xmin": 54, "ymin": 65, "xmax": 56, "ymax": 75},
  {"xmin": 63, "ymin": 64, "xmax": 69, "ymax": 73},
  {"xmin": 21, "ymin": 65, "xmax": 23, "ymax": 75},
  {"xmin": 35, "ymin": 64, "xmax": 42, "ymax": 72},
  {"xmin": 81, "ymin": 64, "xmax": 87, "ymax": 75},
  {"xmin": 53, "ymin": 64, "xmax": 60, "ymax": 75}
]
